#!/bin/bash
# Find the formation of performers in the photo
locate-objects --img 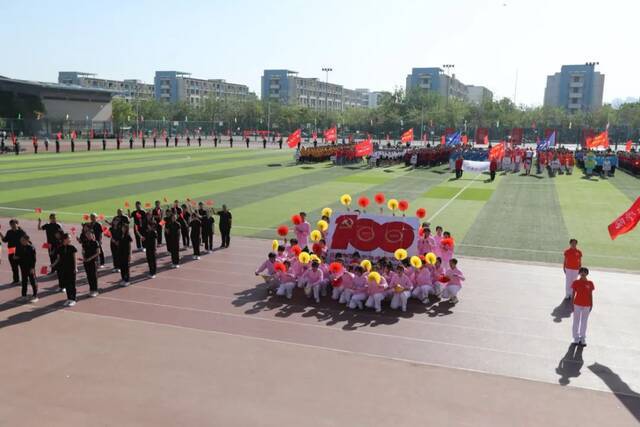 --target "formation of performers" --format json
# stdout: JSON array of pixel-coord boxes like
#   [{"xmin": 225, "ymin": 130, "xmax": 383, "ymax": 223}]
[
  {"xmin": 255, "ymin": 215, "xmax": 464, "ymax": 312},
  {"xmin": 0, "ymin": 201, "xmax": 233, "ymax": 306}
]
